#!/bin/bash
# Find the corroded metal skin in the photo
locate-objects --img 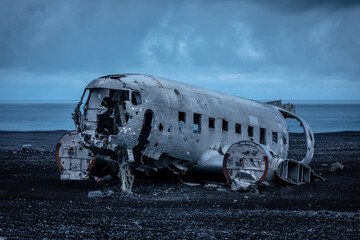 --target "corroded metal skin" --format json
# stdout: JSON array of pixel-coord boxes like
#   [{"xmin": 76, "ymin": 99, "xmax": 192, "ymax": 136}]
[{"xmin": 58, "ymin": 73, "xmax": 315, "ymax": 187}]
